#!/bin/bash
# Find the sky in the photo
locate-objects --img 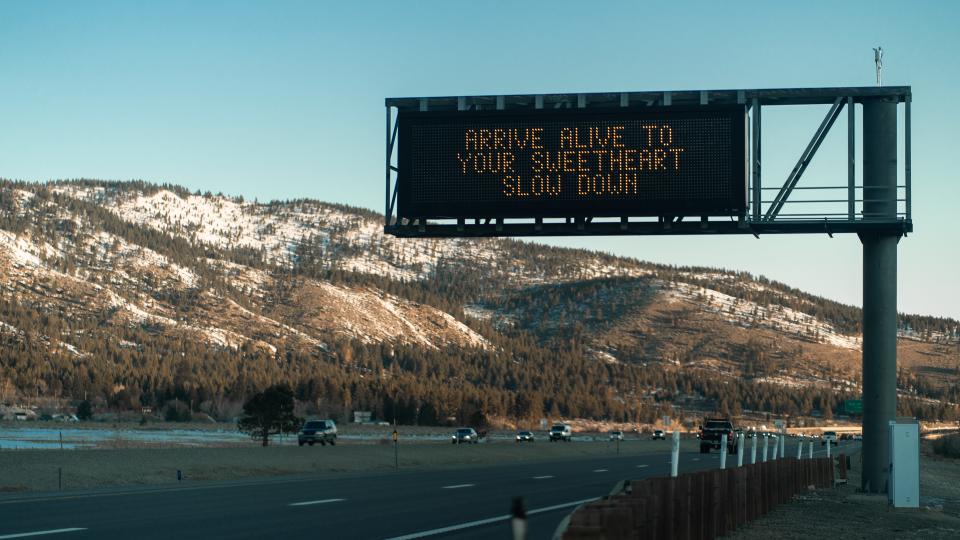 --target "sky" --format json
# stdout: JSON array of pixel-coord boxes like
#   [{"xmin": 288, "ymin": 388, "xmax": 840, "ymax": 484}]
[{"xmin": 1, "ymin": 0, "xmax": 958, "ymax": 319}]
